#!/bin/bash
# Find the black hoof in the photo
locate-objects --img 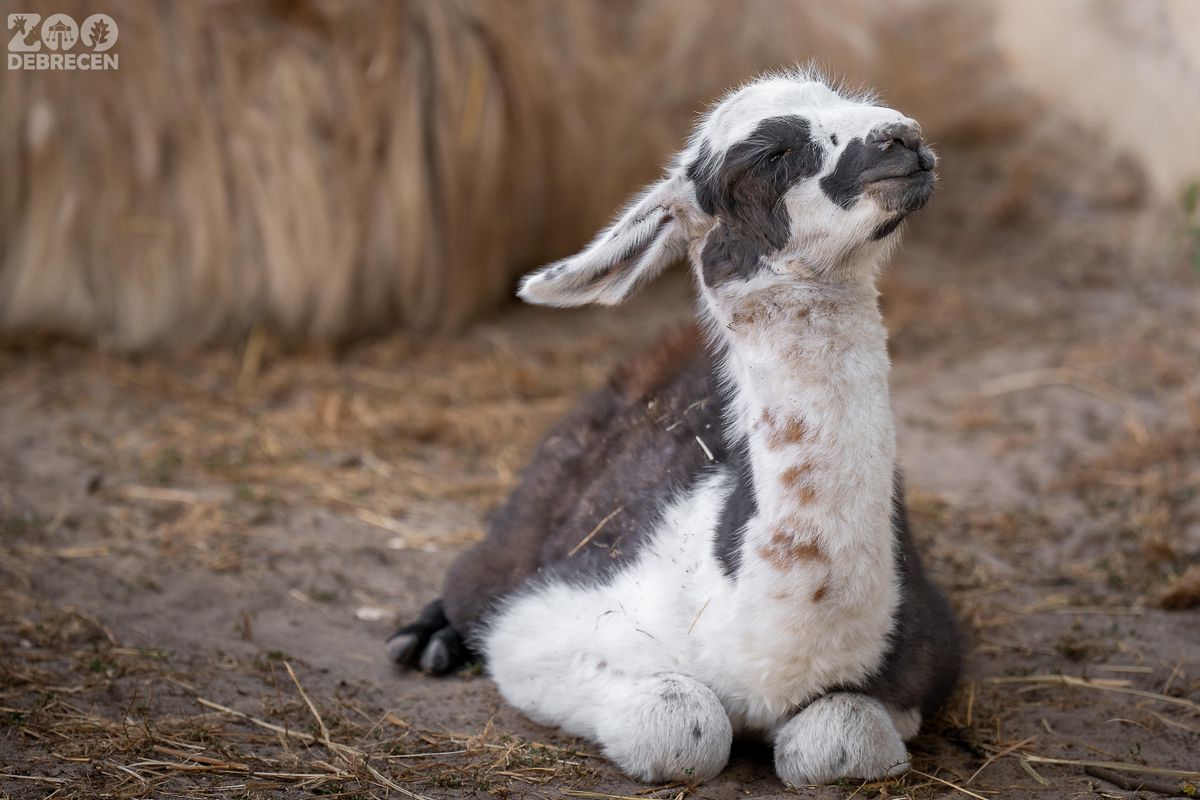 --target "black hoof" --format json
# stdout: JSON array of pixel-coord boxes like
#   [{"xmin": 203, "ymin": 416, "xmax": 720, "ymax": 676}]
[
  {"xmin": 387, "ymin": 600, "xmax": 448, "ymax": 668},
  {"xmin": 387, "ymin": 600, "xmax": 473, "ymax": 675},
  {"xmin": 385, "ymin": 632, "xmax": 422, "ymax": 665},
  {"xmin": 419, "ymin": 626, "xmax": 467, "ymax": 675}
]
